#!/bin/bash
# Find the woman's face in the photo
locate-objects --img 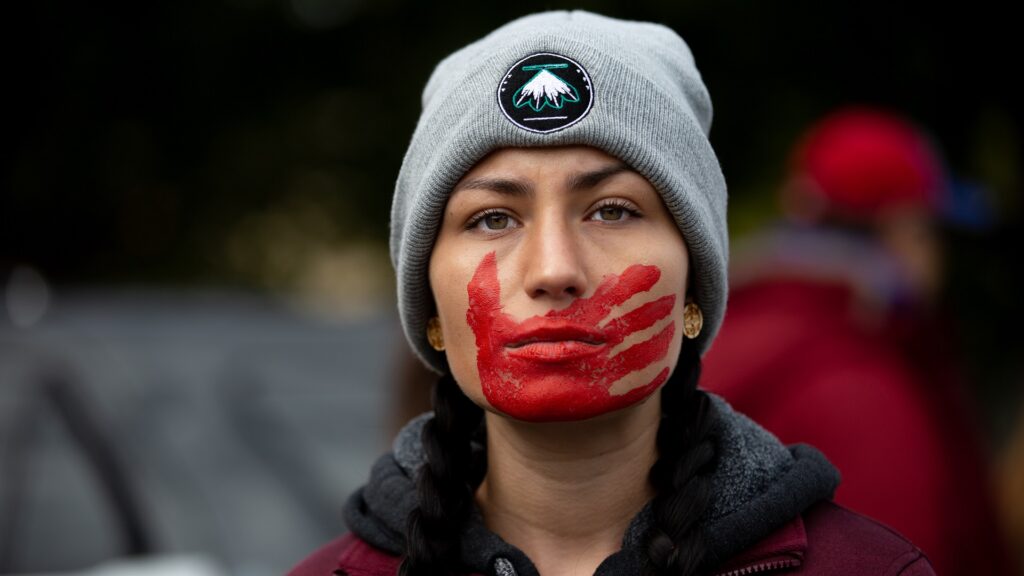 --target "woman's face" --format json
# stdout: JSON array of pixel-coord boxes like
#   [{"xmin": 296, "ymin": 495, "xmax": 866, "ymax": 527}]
[{"xmin": 428, "ymin": 146, "xmax": 690, "ymax": 422}]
